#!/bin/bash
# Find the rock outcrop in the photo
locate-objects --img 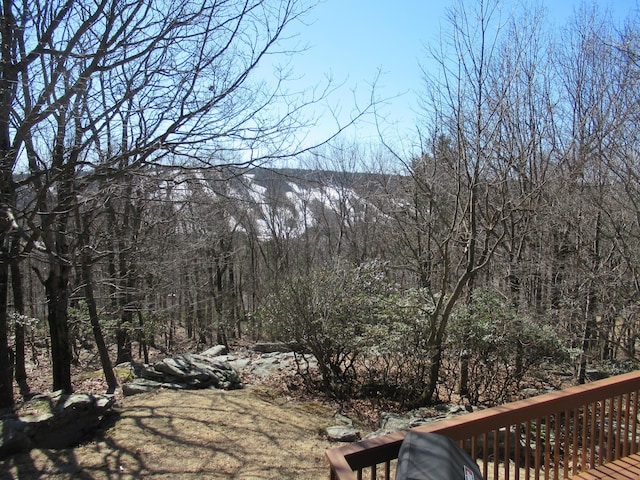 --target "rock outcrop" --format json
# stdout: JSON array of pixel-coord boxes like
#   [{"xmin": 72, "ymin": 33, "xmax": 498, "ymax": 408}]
[
  {"xmin": 121, "ymin": 351, "xmax": 243, "ymax": 396},
  {"xmin": 324, "ymin": 404, "xmax": 479, "ymax": 443},
  {"xmin": 363, "ymin": 404, "xmax": 476, "ymax": 440},
  {"xmin": 220, "ymin": 350, "xmax": 308, "ymax": 379},
  {"xmin": 251, "ymin": 342, "xmax": 301, "ymax": 354},
  {"xmin": 120, "ymin": 345, "xmax": 316, "ymax": 396},
  {"xmin": 0, "ymin": 391, "xmax": 115, "ymax": 459},
  {"xmin": 325, "ymin": 413, "xmax": 360, "ymax": 442}
]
